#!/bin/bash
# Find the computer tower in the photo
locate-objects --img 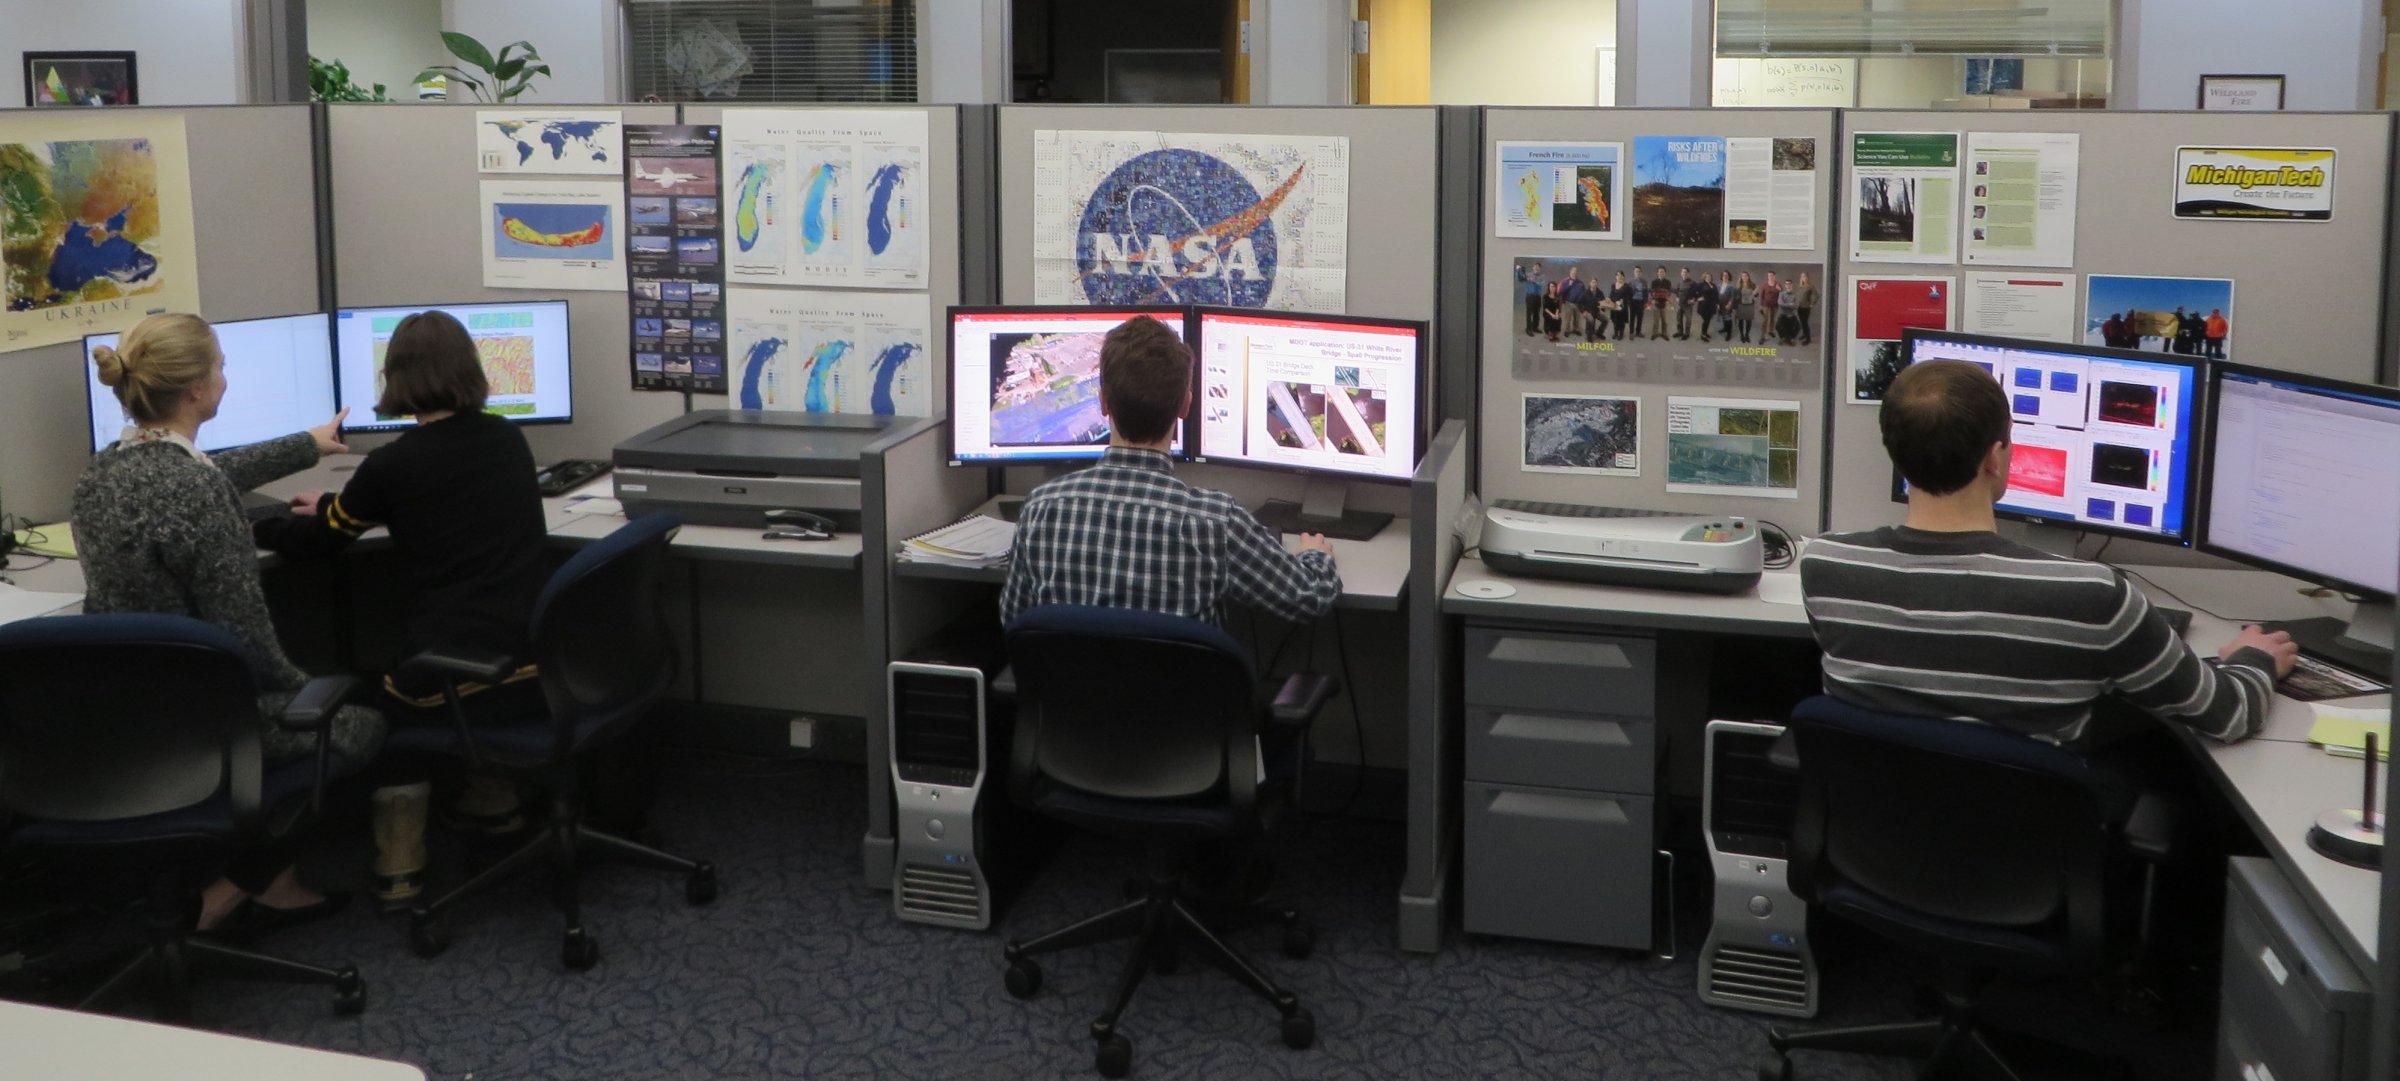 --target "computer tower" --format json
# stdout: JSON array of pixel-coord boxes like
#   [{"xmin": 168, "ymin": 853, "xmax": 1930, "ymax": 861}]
[
  {"xmin": 1697, "ymin": 719, "xmax": 1818, "ymax": 1018},
  {"xmin": 889, "ymin": 660, "xmax": 995, "ymax": 928}
]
